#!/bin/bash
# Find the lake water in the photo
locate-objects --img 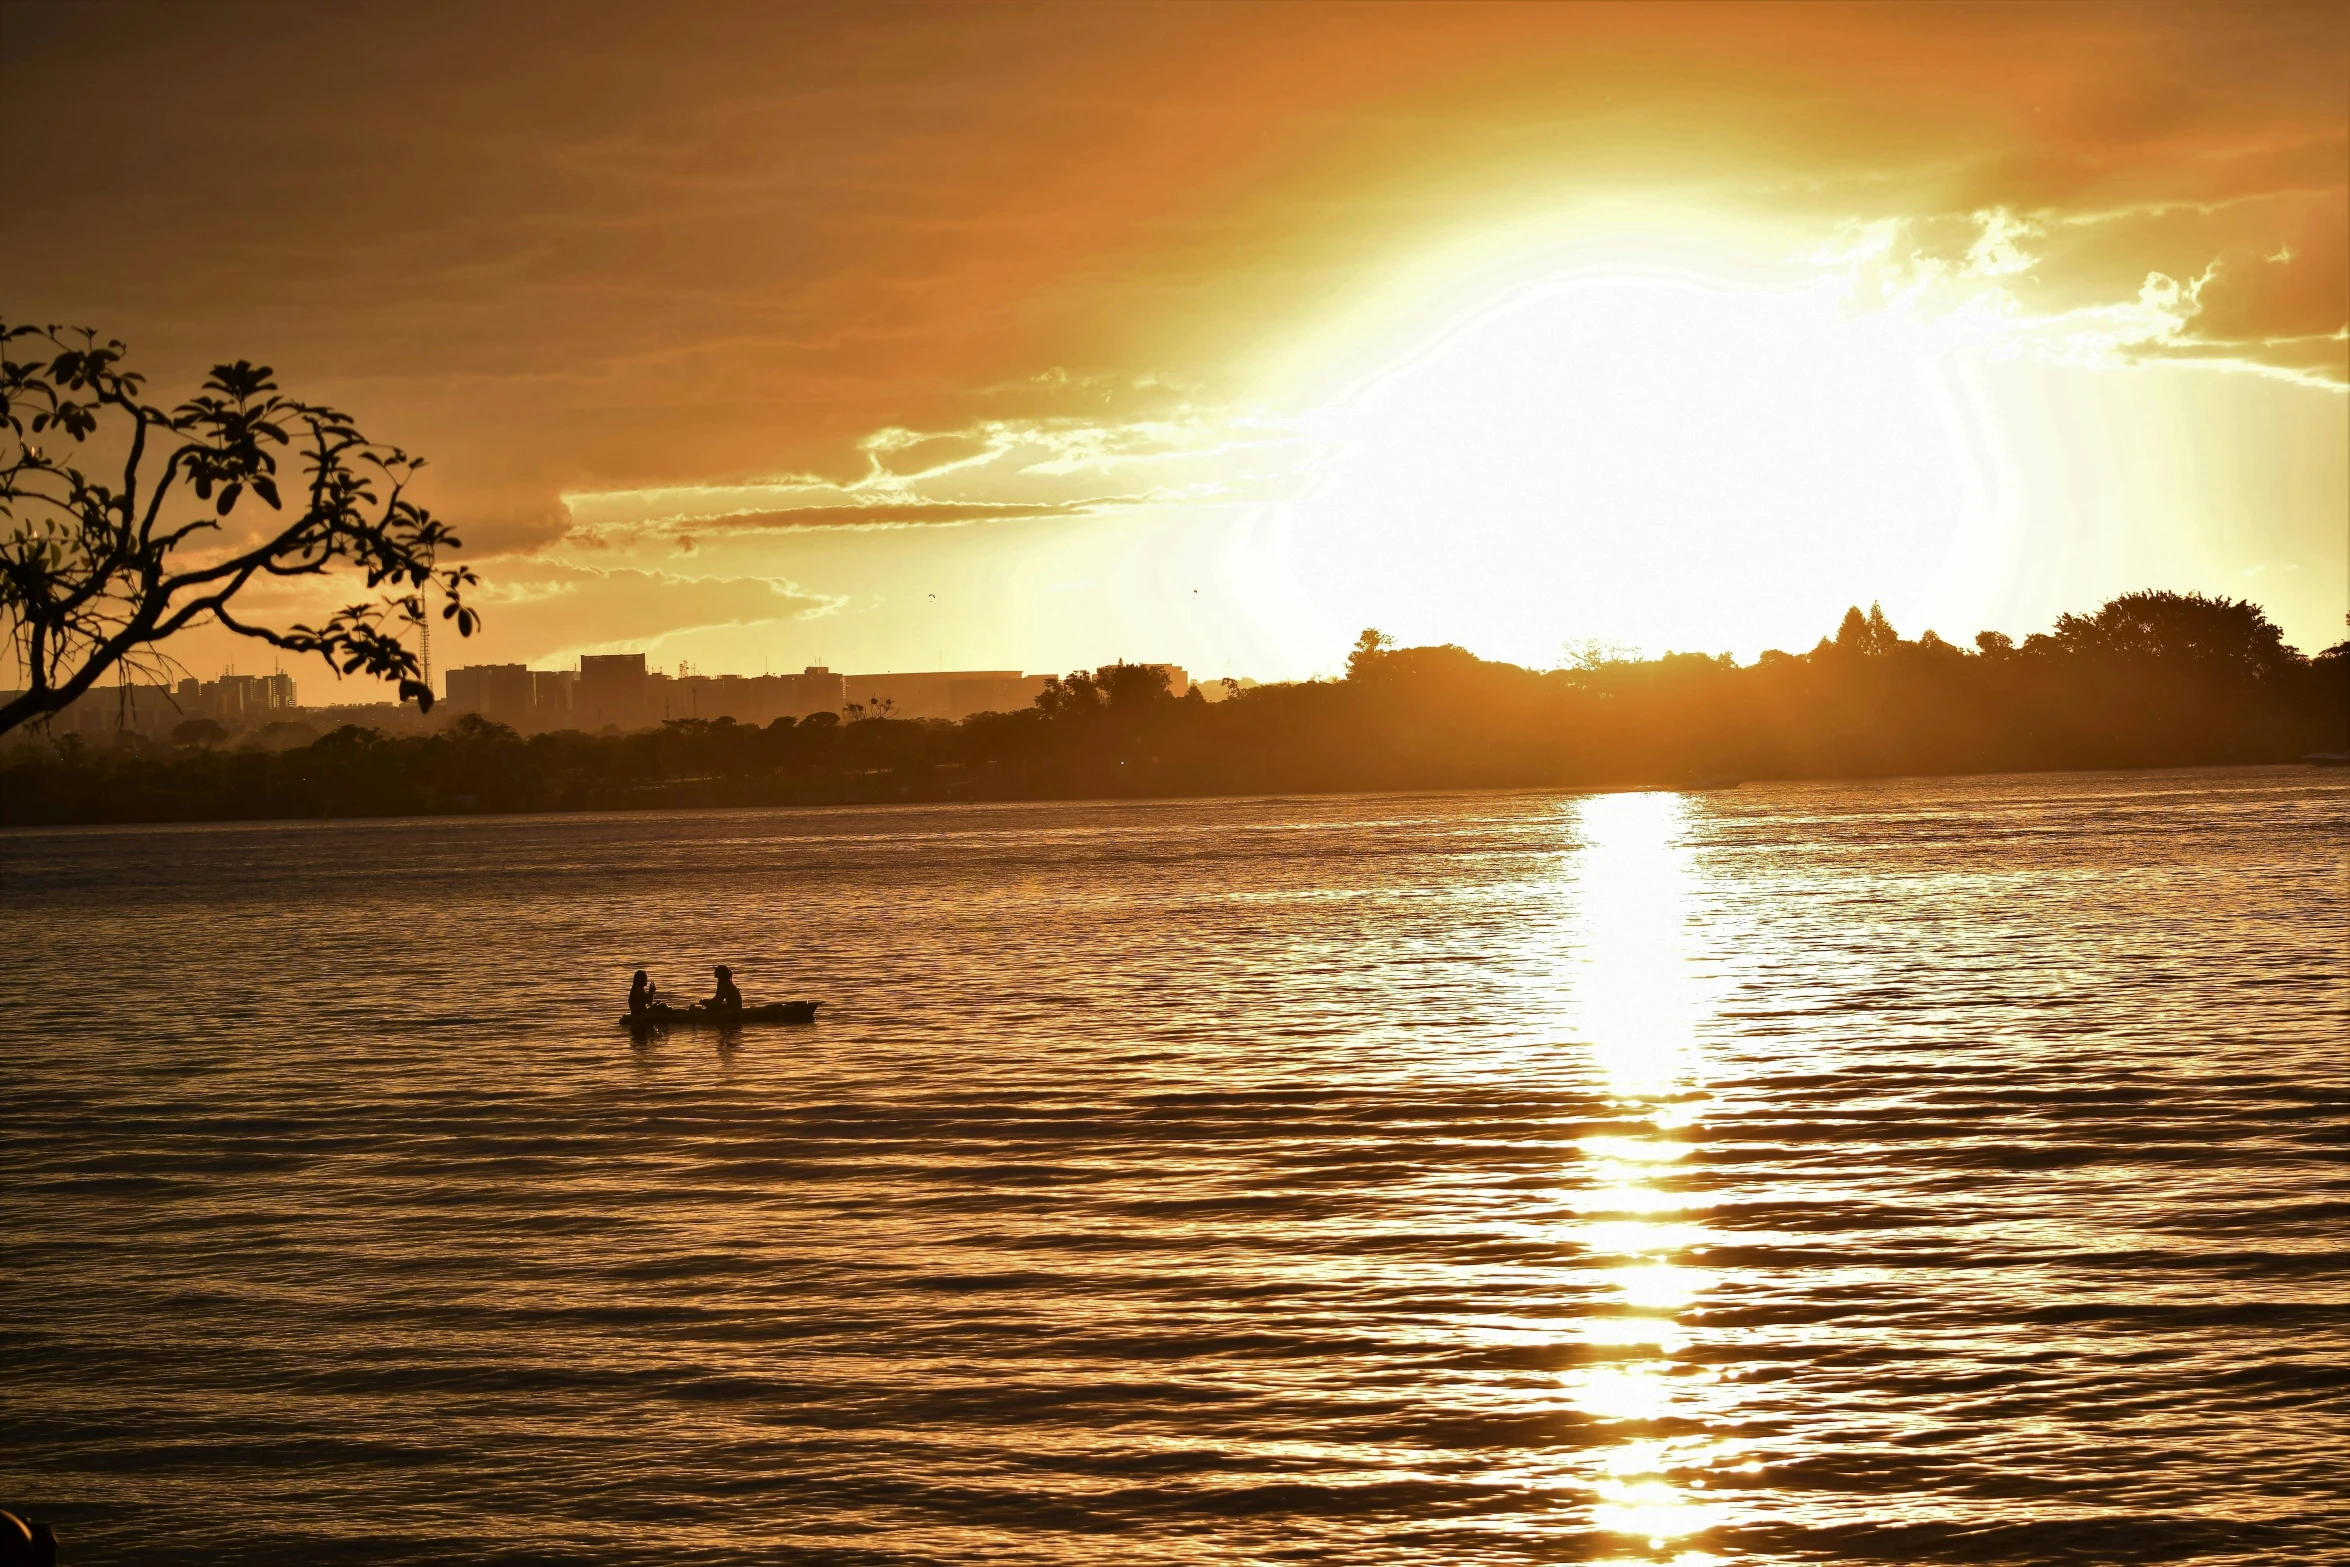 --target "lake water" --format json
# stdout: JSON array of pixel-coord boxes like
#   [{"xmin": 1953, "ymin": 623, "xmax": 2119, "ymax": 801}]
[{"xmin": 3, "ymin": 767, "xmax": 2345, "ymax": 1565}]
